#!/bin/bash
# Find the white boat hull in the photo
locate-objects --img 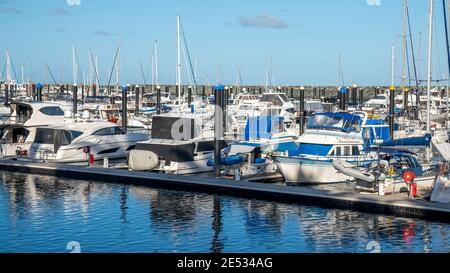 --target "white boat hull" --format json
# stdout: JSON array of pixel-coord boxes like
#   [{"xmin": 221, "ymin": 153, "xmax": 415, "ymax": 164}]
[{"xmin": 275, "ymin": 157, "xmax": 355, "ymax": 184}]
